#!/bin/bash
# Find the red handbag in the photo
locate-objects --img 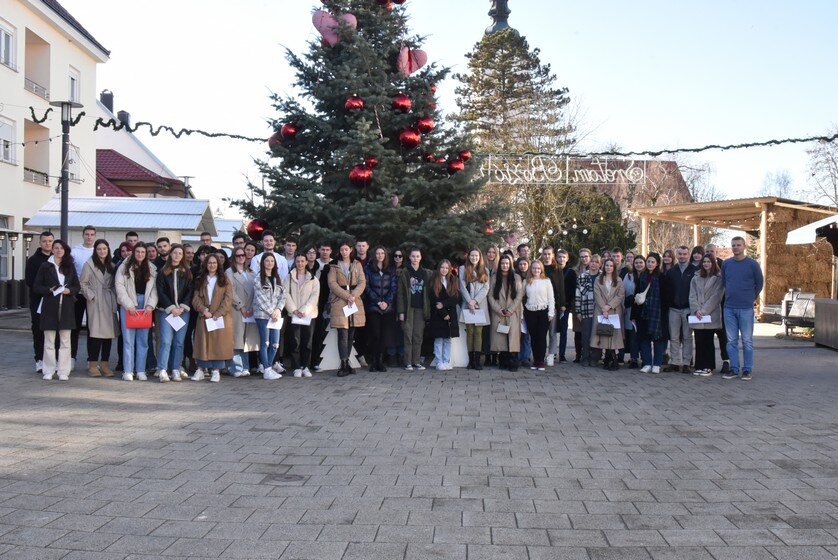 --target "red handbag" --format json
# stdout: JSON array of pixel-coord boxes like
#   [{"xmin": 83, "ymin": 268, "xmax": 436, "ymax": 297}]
[{"xmin": 125, "ymin": 310, "xmax": 152, "ymax": 329}]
